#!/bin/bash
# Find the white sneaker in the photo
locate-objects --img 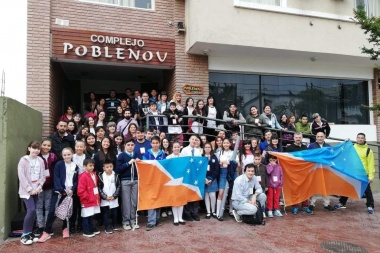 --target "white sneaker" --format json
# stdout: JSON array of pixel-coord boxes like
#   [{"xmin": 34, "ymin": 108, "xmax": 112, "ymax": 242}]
[
  {"xmin": 232, "ymin": 210, "xmax": 242, "ymax": 222},
  {"xmin": 368, "ymin": 207, "xmax": 374, "ymax": 214},
  {"xmin": 123, "ymin": 224, "xmax": 132, "ymax": 230},
  {"xmin": 263, "ymin": 212, "xmax": 266, "ymax": 218},
  {"xmin": 274, "ymin": 210, "xmax": 283, "ymax": 217},
  {"xmin": 167, "ymin": 210, "xmax": 173, "ymax": 216},
  {"xmin": 133, "ymin": 224, "xmax": 140, "ymax": 229},
  {"xmin": 267, "ymin": 211, "xmax": 274, "ymax": 218},
  {"xmin": 161, "ymin": 212, "xmax": 167, "ymax": 218}
]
